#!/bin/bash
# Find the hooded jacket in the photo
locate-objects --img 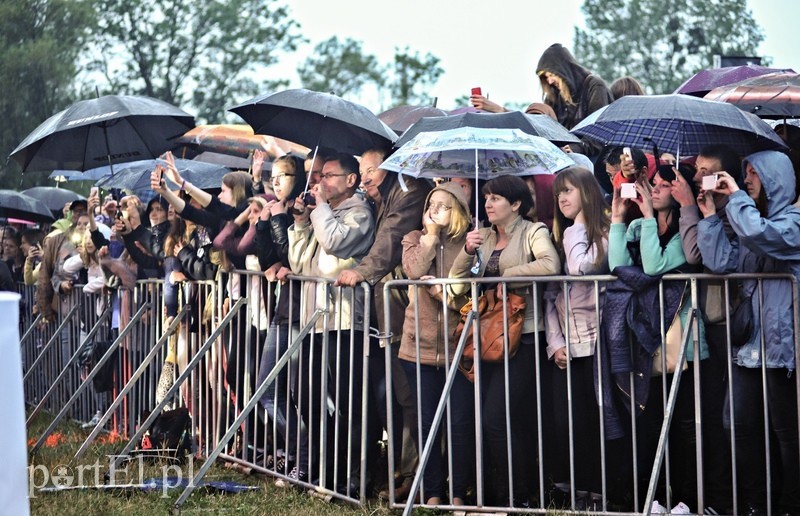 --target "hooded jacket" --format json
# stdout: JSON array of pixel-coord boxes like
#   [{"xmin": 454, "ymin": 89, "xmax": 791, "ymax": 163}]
[
  {"xmin": 698, "ymin": 150, "xmax": 800, "ymax": 371},
  {"xmin": 398, "ymin": 183, "xmax": 471, "ymax": 367},
  {"xmin": 536, "ymin": 43, "xmax": 613, "ymax": 130}
]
